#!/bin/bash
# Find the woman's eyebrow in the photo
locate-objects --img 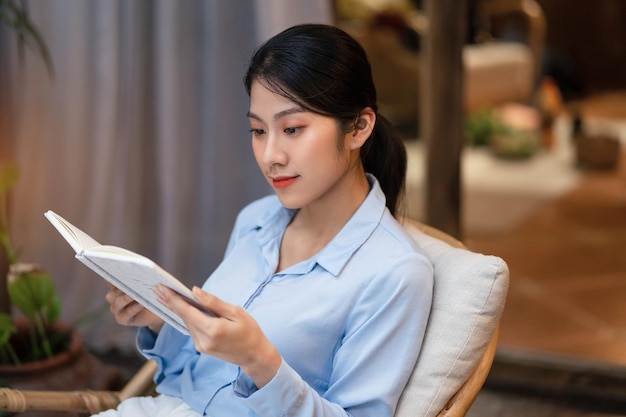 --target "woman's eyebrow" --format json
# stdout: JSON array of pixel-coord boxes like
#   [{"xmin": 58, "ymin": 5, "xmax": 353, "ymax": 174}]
[
  {"xmin": 247, "ymin": 106, "xmax": 305, "ymax": 122},
  {"xmin": 246, "ymin": 111, "xmax": 262, "ymax": 121},
  {"xmin": 273, "ymin": 107, "xmax": 305, "ymax": 120}
]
